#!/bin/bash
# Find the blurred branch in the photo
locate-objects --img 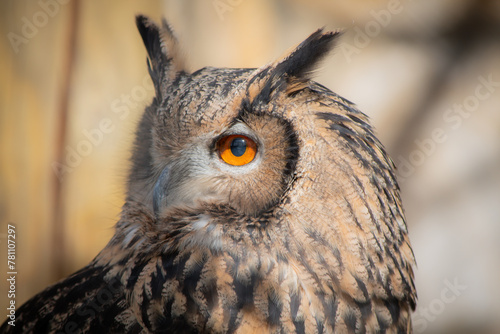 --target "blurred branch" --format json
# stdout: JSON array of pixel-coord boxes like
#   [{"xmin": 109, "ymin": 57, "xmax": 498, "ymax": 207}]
[
  {"xmin": 391, "ymin": 1, "xmax": 500, "ymax": 157},
  {"xmin": 52, "ymin": 0, "xmax": 80, "ymax": 281}
]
